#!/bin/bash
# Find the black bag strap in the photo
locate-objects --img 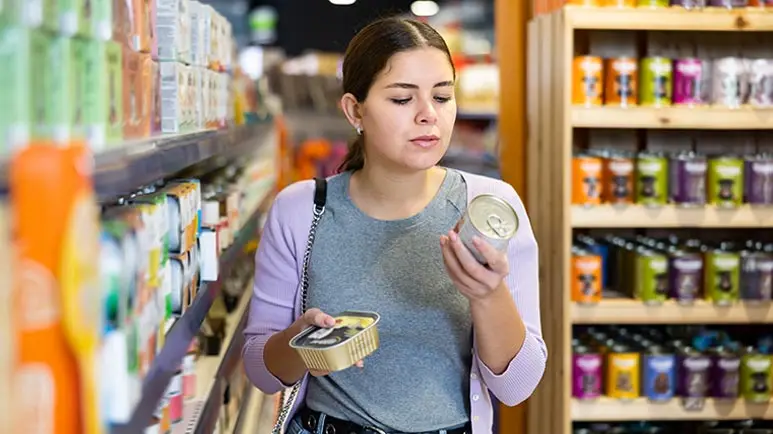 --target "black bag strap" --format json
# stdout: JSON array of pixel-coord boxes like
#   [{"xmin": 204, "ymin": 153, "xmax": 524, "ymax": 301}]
[{"xmin": 313, "ymin": 177, "xmax": 327, "ymax": 210}]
